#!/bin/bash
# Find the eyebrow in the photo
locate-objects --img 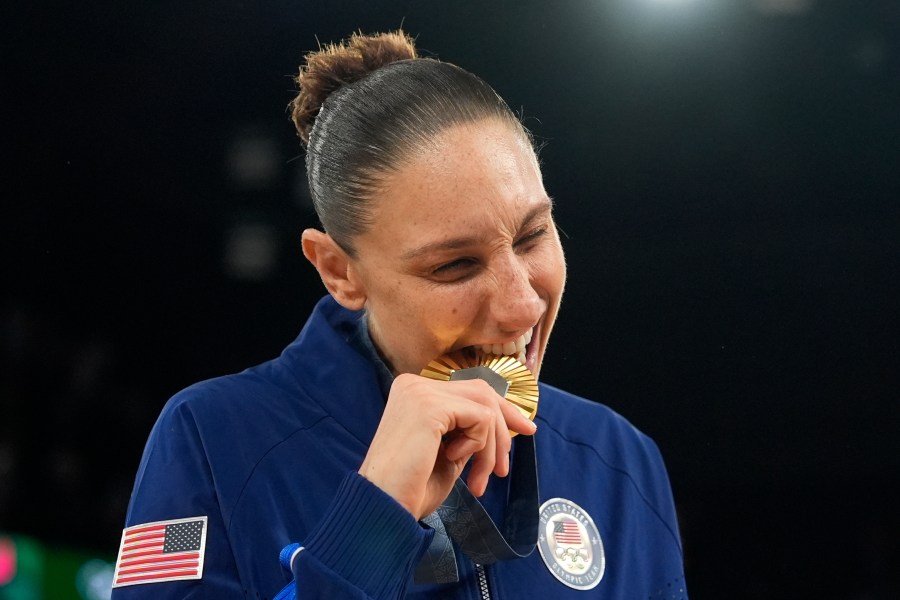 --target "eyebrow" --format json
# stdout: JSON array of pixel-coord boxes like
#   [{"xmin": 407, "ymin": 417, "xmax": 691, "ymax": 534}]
[{"xmin": 400, "ymin": 196, "xmax": 554, "ymax": 261}]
